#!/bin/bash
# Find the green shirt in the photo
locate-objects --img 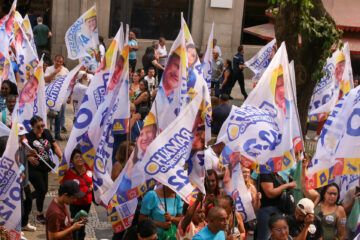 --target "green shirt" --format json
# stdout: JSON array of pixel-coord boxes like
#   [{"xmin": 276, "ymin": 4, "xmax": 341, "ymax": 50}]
[{"xmin": 33, "ymin": 24, "xmax": 50, "ymax": 47}]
